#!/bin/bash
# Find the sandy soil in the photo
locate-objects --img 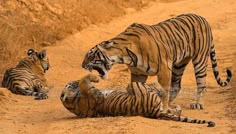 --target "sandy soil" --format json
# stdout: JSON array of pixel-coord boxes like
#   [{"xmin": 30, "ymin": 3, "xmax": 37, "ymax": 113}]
[
  {"xmin": 0, "ymin": 0, "xmax": 152, "ymax": 74},
  {"xmin": 0, "ymin": 0, "xmax": 236, "ymax": 133}
]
